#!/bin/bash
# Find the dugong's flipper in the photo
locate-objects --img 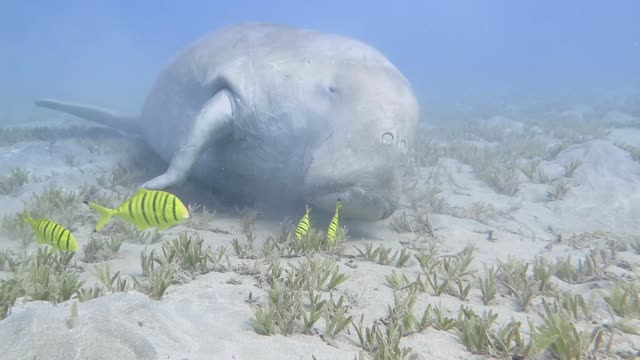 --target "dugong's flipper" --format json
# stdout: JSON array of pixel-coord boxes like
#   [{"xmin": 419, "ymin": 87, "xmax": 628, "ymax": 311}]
[
  {"xmin": 34, "ymin": 99, "xmax": 140, "ymax": 134},
  {"xmin": 140, "ymin": 89, "xmax": 234, "ymax": 190}
]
